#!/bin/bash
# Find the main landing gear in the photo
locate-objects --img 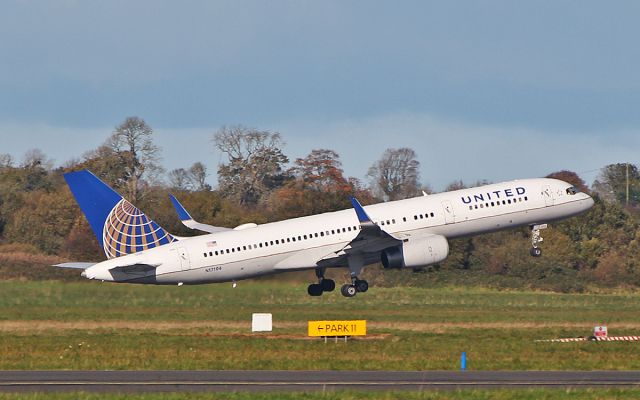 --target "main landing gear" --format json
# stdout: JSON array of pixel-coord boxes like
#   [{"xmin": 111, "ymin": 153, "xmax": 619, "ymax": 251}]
[
  {"xmin": 340, "ymin": 254, "xmax": 368, "ymax": 298},
  {"xmin": 530, "ymin": 224, "xmax": 547, "ymax": 257},
  {"xmin": 307, "ymin": 267, "xmax": 336, "ymax": 296},
  {"xmin": 340, "ymin": 278, "xmax": 369, "ymax": 298},
  {"xmin": 307, "ymin": 259, "xmax": 370, "ymax": 297}
]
